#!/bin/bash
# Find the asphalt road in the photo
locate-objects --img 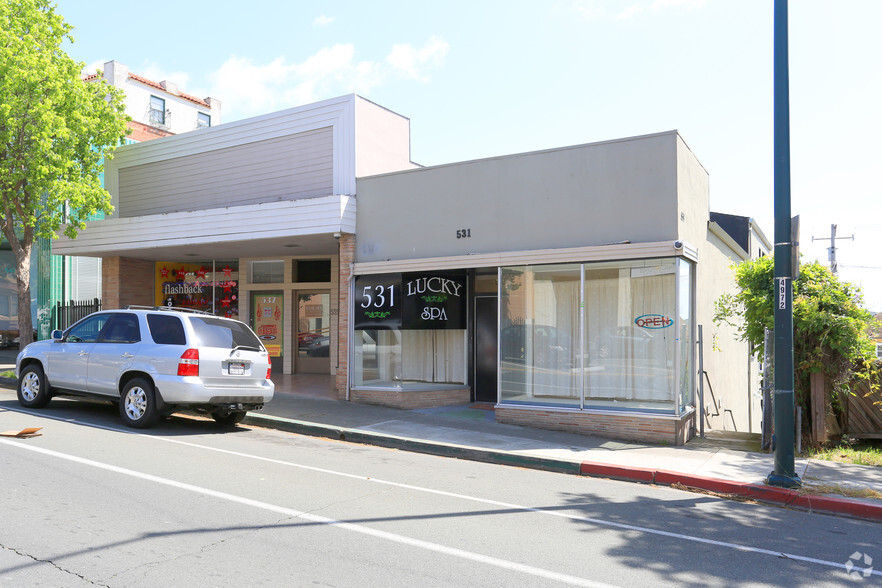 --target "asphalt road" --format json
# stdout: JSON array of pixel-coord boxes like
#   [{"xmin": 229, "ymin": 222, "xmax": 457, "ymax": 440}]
[{"xmin": 1, "ymin": 398, "xmax": 880, "ymax": 587}]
